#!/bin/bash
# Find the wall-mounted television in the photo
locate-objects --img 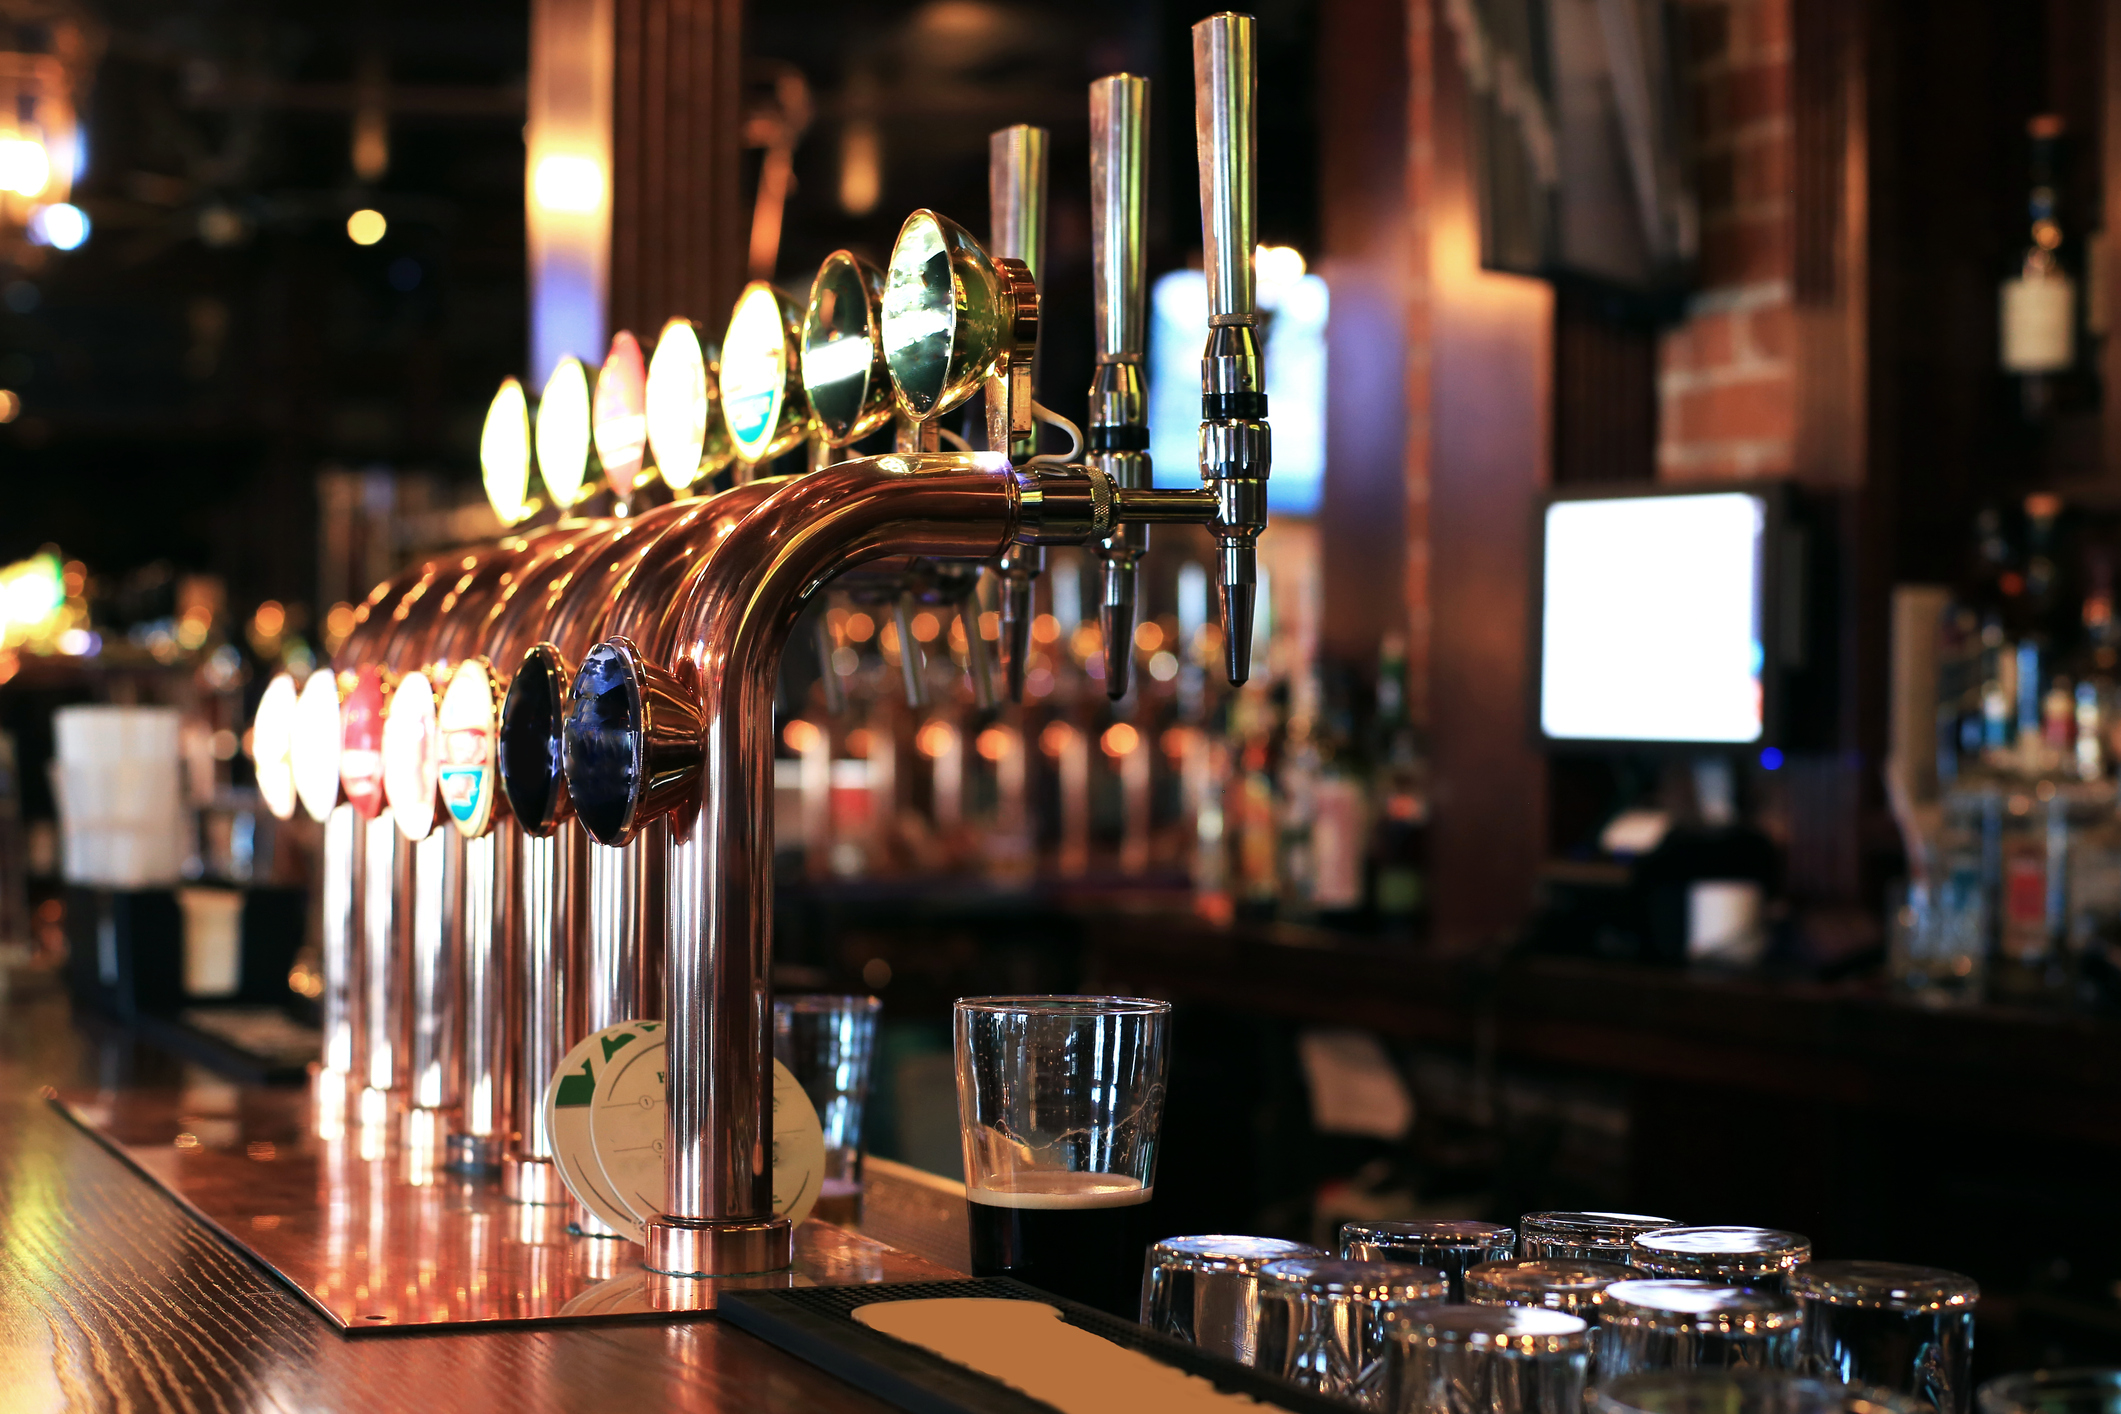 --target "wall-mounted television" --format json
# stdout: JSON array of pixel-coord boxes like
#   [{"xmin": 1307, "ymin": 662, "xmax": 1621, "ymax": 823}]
[{"xmin": 1535, "ymin": 483, "xmax": 1796, "ymax": 750}]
